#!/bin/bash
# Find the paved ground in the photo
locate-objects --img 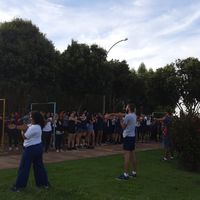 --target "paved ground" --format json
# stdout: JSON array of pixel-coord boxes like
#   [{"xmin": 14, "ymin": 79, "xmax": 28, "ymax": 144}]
[{"xmin": 0, "ymin": 142, "xmax": 161, "ymax": 170}]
